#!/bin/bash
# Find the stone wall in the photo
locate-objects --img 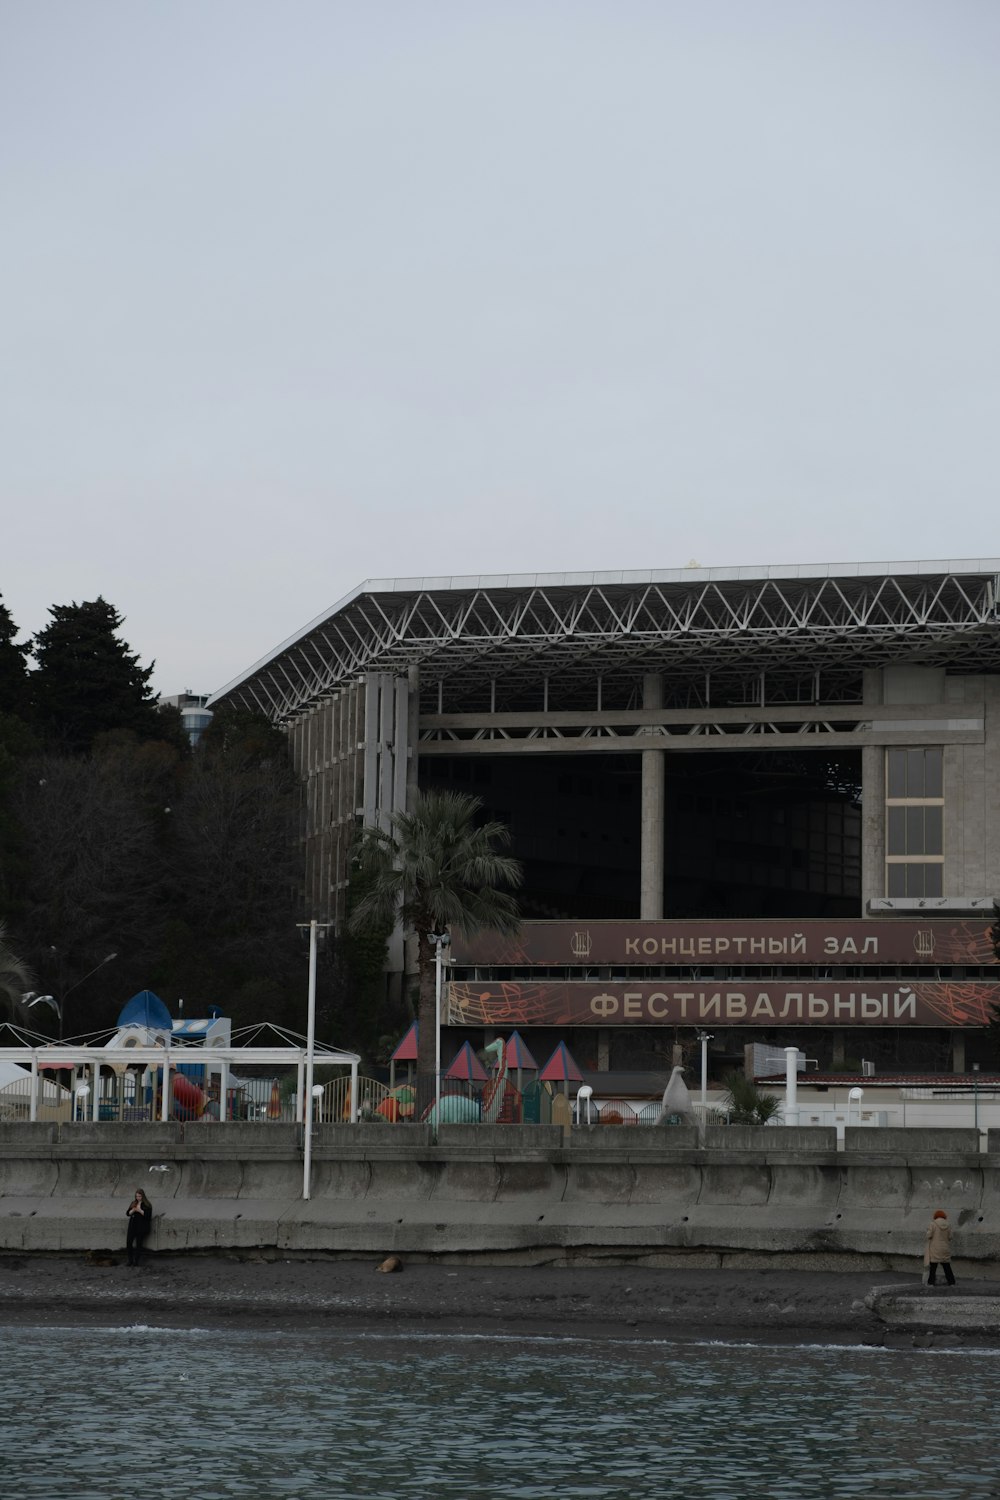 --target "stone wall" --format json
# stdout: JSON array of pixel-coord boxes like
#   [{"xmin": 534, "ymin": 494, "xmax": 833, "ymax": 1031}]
[{"xmin": 1, "ymin": 1123, "xmax": 997, "ymax": 1264}]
